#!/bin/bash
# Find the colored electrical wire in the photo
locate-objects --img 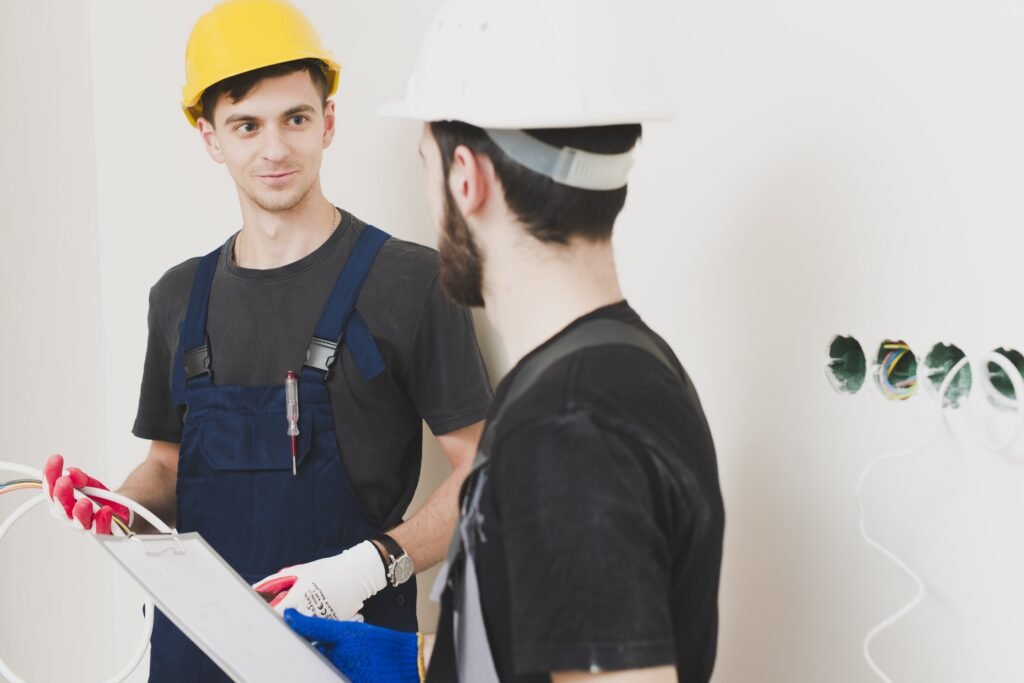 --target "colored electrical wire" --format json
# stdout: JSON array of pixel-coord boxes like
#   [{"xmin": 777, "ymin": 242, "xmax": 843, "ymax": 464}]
[
  {"xmin": 857, "ymin": 353, "xmax": 1024, "ymax": 682},
  {"xmin": 0, "ymin": 479, "xmax": 42, "ymax": 495},
  {"xmin": 0, "ymin": 479, "xmax": 133, "ymax": 534},
  {"xmin": 0, "ymin": 478, "xmax": 40, "ymax": 487},
  {"xmin": 877, "ymin": 342, "xmax": 918, "ymax": 401},
  {"xmin": 112, "ymin": 515, "xmax": 131, "ymax": 535},
  {"xmin": 0, "ymin": 460, "xmax": 175, "ymax": 683}
]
